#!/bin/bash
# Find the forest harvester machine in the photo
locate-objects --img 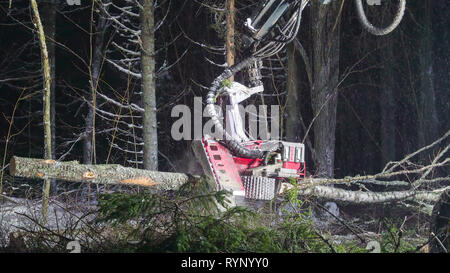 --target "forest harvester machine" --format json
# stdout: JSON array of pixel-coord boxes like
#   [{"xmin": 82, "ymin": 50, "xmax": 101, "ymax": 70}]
[{"xmin": 191, "ymin": 0, "xmax": 406, "ymax": 204}]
